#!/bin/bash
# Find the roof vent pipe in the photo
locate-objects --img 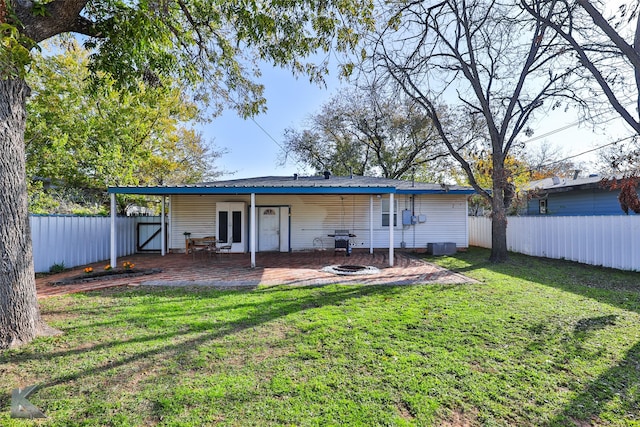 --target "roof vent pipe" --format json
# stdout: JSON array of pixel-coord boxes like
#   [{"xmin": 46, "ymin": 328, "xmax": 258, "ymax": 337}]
[{"xmin": 323, "ymin": 171, "xmax": 331, "ymax": 179}]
